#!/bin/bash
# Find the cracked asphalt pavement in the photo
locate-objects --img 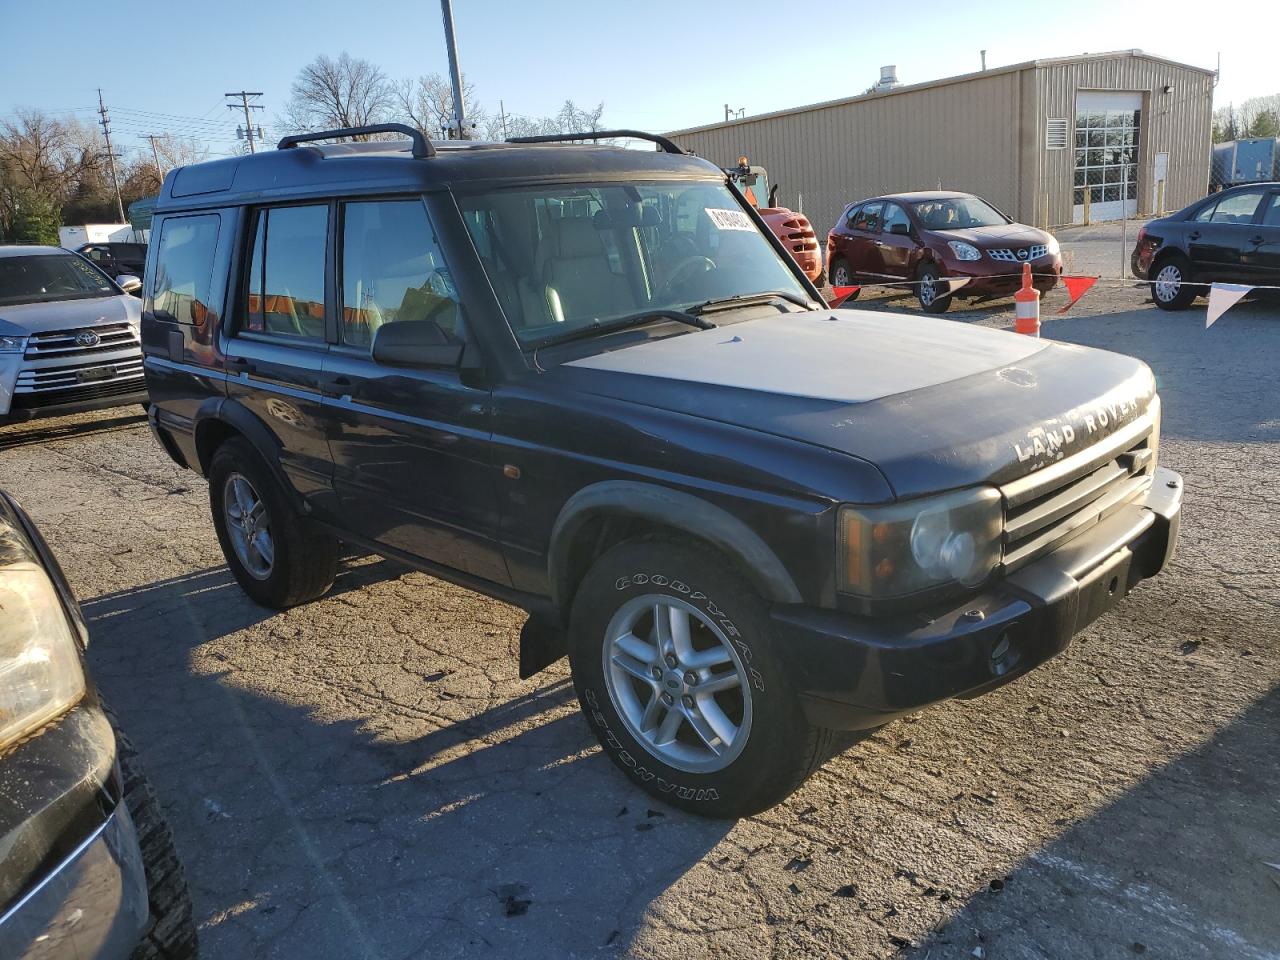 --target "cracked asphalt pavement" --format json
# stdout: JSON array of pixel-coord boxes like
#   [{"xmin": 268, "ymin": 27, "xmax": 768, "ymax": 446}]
[{"xmin": 1, "ymin": 289, "xmax": 1277, "ymax": 959}]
